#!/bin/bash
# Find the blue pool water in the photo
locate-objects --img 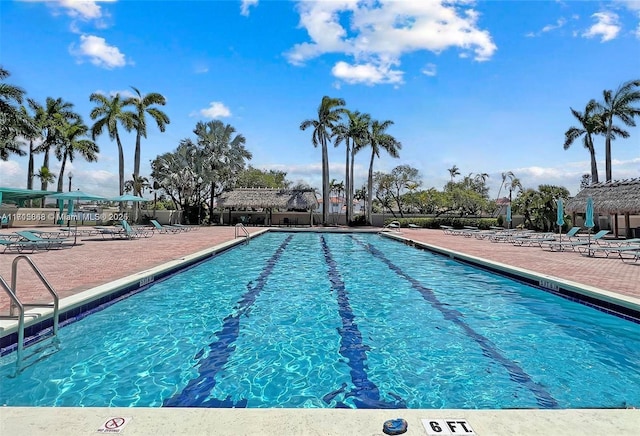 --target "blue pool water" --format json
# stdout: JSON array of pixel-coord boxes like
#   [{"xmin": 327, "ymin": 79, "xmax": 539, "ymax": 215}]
[{"xmin": 1, "ymin": 232, "xmax": 640, "ymax": 408}]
